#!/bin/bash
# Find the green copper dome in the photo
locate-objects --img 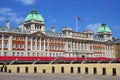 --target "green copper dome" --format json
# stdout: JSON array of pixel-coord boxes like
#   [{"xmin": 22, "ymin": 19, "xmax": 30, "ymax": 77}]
[
  {"xmin": 24, "ymin": 10, "xmax": 44, "ymax": 22},
  {"xmin": 97, "ymin": 24, "xmax": 112, "ymax": 33}
]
